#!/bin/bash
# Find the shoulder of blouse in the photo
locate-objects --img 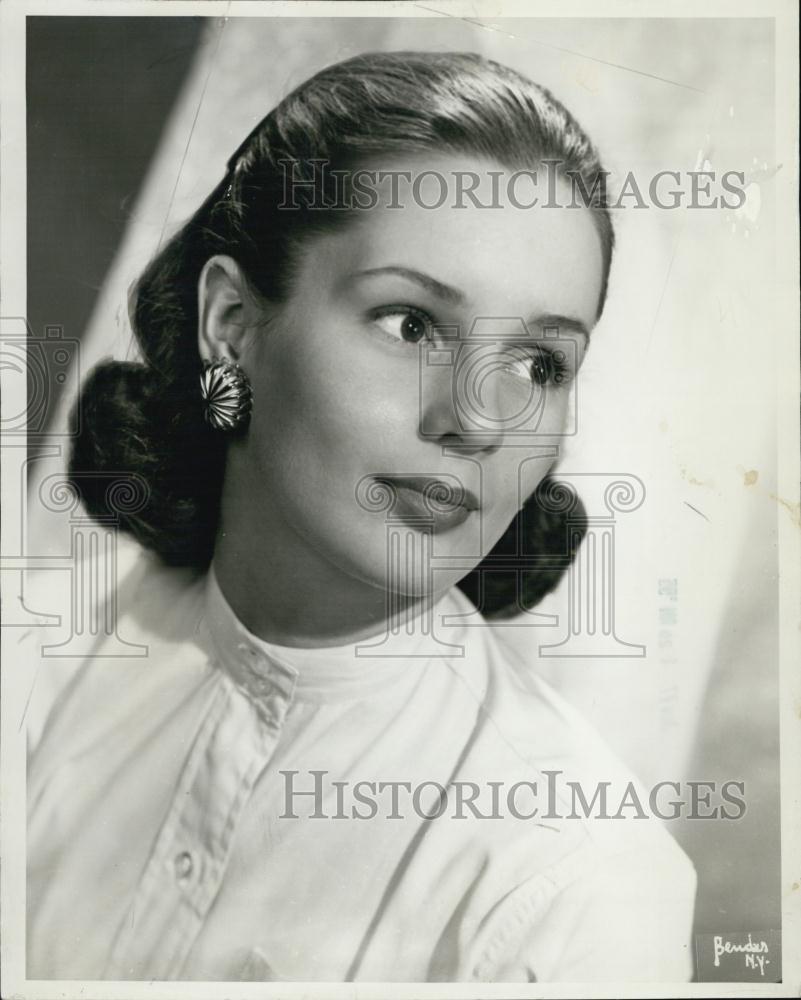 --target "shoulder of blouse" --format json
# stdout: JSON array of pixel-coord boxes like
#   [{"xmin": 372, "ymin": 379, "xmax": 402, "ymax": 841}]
[{"xmin": 20, "ymin": 543, "xmax": 209, "ymax": 757}]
